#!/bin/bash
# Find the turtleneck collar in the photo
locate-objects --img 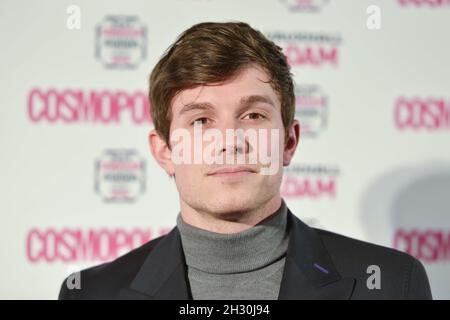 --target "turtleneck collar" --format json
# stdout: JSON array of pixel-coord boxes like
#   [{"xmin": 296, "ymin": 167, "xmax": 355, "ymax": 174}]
[{"xmin": 176, "ymin": 199, "xmax": 289, "ymax": 274}]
